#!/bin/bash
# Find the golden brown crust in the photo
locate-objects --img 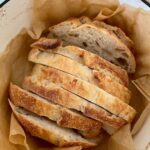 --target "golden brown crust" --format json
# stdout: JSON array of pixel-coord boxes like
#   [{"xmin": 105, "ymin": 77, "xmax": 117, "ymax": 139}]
[
  {"xmin": 13, "ymin": 109, "xmax": 96, "ymax": 148},
  {"xmin": 14, "ymin": 112, "xmax": 61, "ymax": 146},
  {"xmin": 28, "ymin": 48, "xmax": 131, "ymax": 102},
  {"xmin": 83, "ymin": 104, "xmax": 126, "ymax": 128},
  {"xmin": 10, "ymin": 84, "xmax": 101, "ymax": 137},
  {"xmin": 31, "ymin": 38, "xmax": 129, "ymax": 86},
  {"xmin": 10, "ymin": 83, "xmax": 60, "ymax": 117},
  {"xmin": 10, "ymin": 83, "xmax": 60, "ymax": 120},
  {"xmin": 23, "ymin": 75, "xmax": 127, "ymax": 130},
  {"xmin": 30, "ymin": 65, "xmax": 136, "ymax": 122},
  {"xmin": 23, "ymin": 78, "xmax": 82, "ymax": 111},
  {"xmin": 66, "ymin": 45, "xmax": 129, "ymax": 86},
  {"xmin": 65, "ymin": 45, "xmax": 129, "ymax": 86},
  {"xmin": 28, "ymin": 47, "xmax": 130, "ymax": 103},
  {"xmin": 82, "ymin": 50, "xmax": 129, "ymax": 86},
  {"xmin": 93, "ymin": 70, "xmax": 131, "ymax": 103},
  {"xmin": 58, "ymin": 108, "xmax": 101, "ymax": 132}
]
